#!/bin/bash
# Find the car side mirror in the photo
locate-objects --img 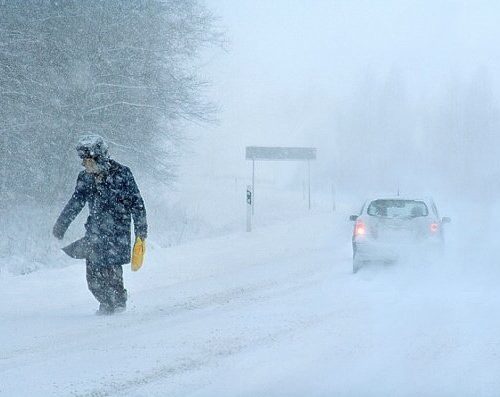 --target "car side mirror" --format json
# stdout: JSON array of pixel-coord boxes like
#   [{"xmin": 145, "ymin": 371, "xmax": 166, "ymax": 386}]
[
  {"xmin": 442, "ymin": 217, "xmax": 451, "ymax": 224},
  {"xmin": 349, "ymin": 215, "xmax": 358, "ymax": 221}
]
